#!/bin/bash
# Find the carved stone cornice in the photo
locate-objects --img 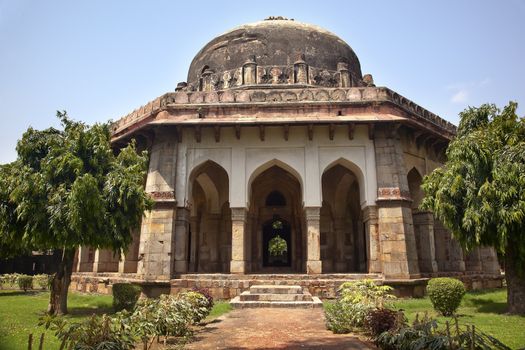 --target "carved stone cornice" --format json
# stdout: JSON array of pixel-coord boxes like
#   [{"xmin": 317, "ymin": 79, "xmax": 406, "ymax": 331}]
[
  {"xmin": 111, "ymin": 87, "xmax": 456, "ymax": 142},
  {"xmin": 149, "ymin": 191, "xmax": 176, "ymax": 203},
  {"xmin": 376, "ymin": 187, "xmax": 412, "ymax": 203}
]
